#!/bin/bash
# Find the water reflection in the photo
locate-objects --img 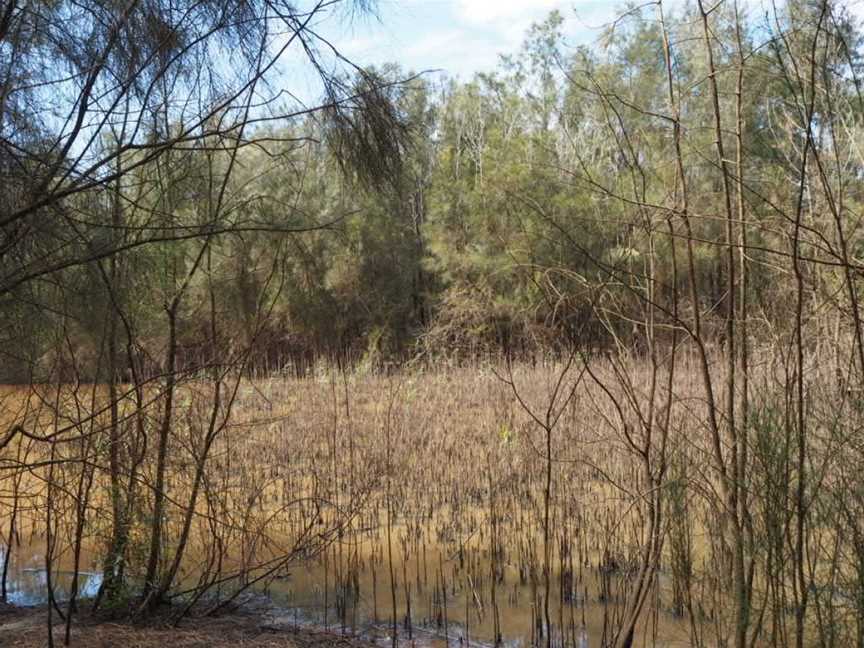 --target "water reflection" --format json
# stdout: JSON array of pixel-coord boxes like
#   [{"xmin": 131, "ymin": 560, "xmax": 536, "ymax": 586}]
[
  {"xmin": 1, "ymin": 542, "xmax": 687, "ymax": 648},
  {"xmin": 1, "ymin": 546, "xmax": 102, "ymax": 606}
]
